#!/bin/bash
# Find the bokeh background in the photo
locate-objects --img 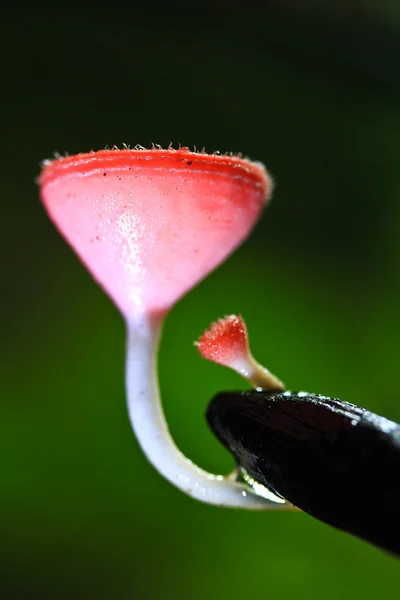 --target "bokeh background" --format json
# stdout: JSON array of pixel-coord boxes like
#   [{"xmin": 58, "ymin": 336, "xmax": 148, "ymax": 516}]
[{"xmin": 2, "ymin": 1, "xmax": 400, "ymax": 598}]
